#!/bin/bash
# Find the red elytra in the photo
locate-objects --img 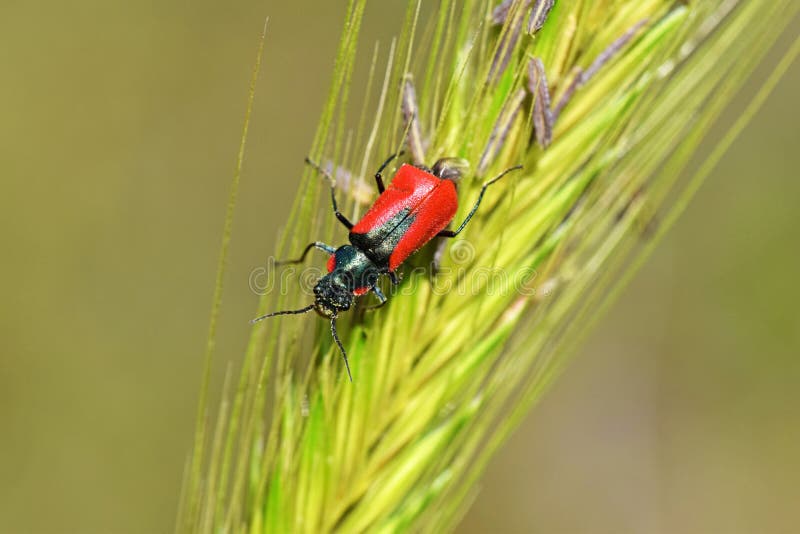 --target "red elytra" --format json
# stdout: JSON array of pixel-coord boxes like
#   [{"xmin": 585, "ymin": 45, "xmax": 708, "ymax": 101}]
[{"xmin": 350, "ymin": 164, "xmax": 458, "ymax": 271}]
